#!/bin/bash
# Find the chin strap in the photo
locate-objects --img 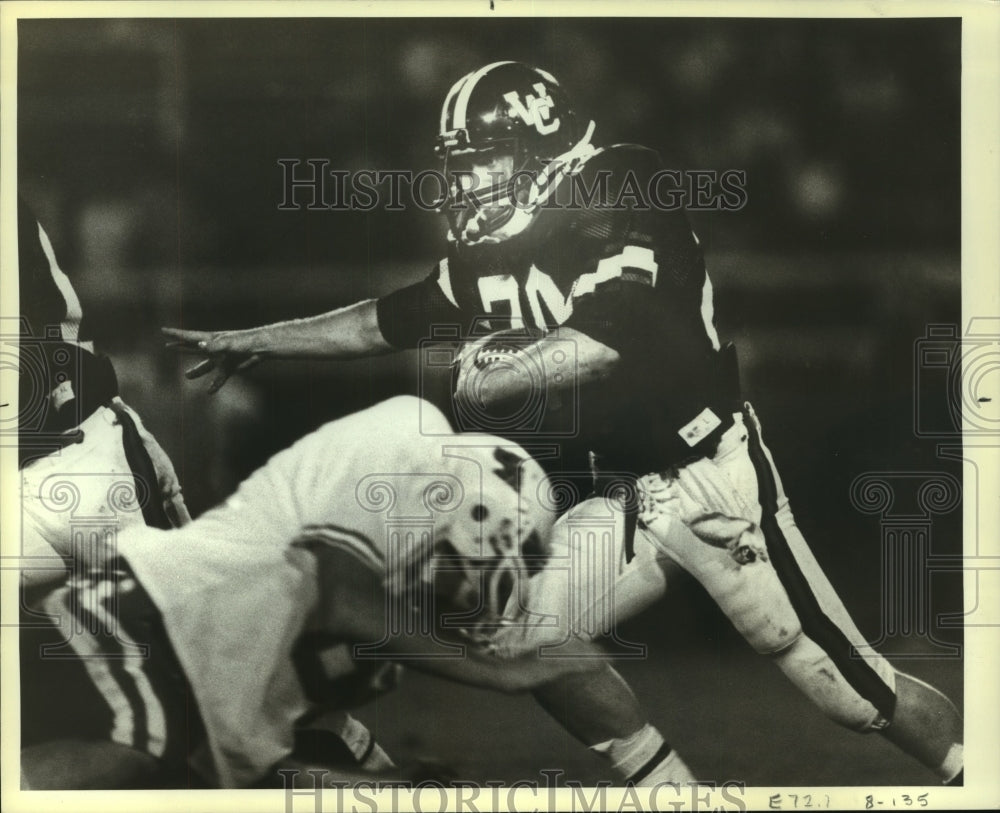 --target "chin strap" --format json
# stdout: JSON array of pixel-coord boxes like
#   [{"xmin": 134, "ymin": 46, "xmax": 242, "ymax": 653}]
[{"xmin": 551, "ymin": 119, "xmax": 599, "ymax": 177}]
